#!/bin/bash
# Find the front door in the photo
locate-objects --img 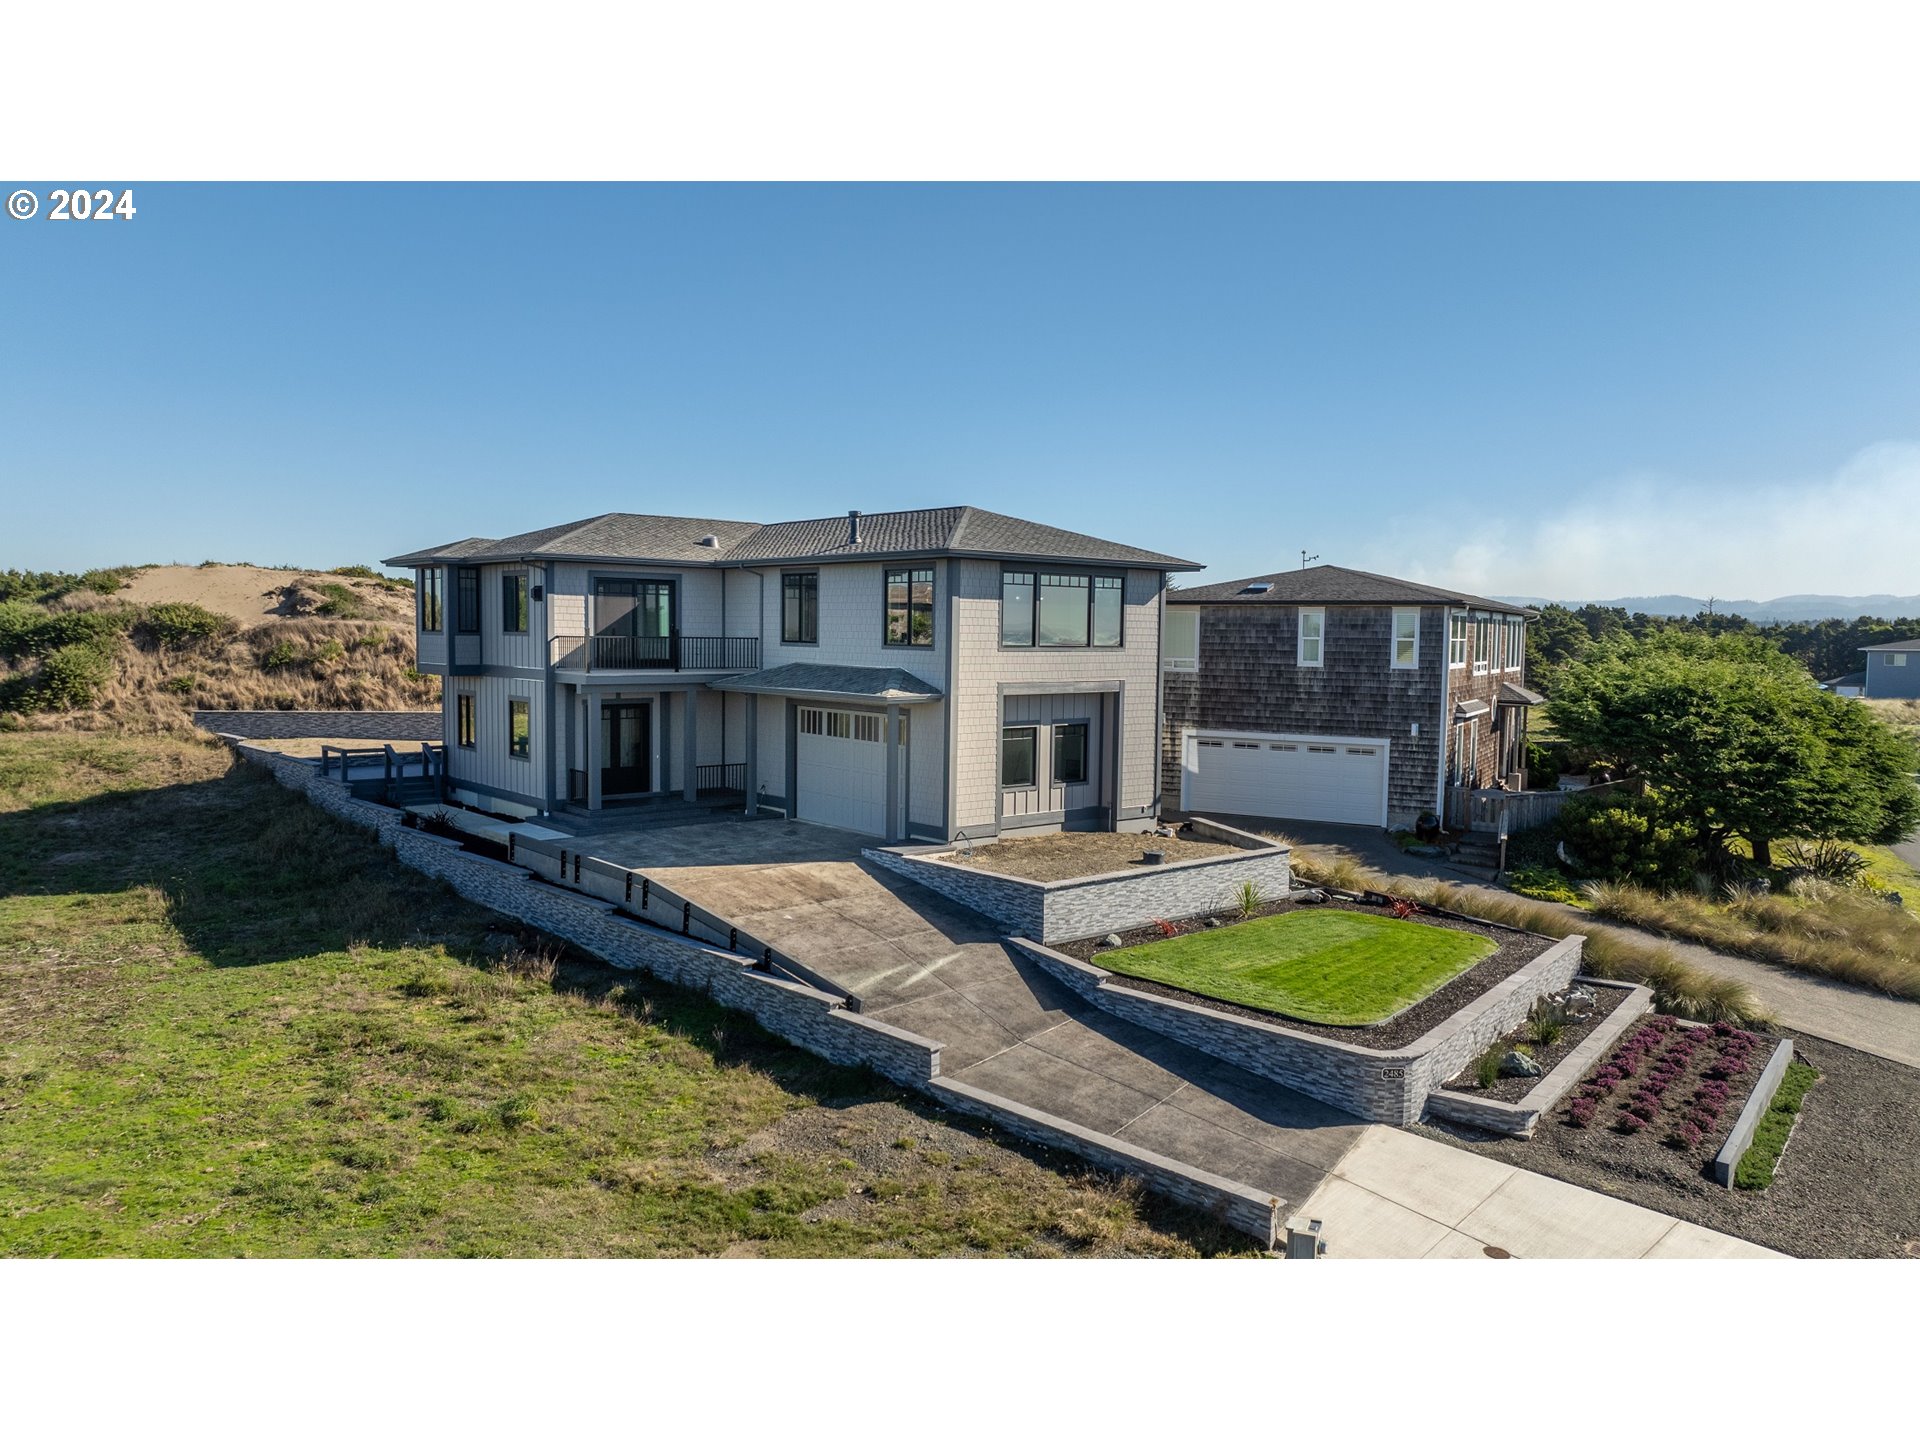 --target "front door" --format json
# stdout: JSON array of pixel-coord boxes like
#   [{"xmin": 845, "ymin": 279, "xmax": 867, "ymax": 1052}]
[{"xmin": 601, "ymin": 703, "xmax": 651, "ymax": 795}]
